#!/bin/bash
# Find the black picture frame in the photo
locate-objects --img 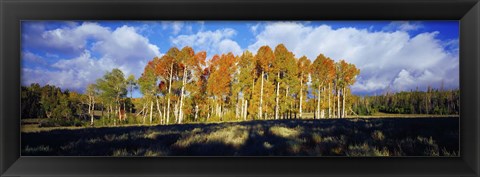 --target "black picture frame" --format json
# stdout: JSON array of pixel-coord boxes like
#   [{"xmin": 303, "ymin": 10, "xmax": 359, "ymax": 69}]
[{"xmin": 1, "ymin": 0, "xmax": 479, "ymax": 176}]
